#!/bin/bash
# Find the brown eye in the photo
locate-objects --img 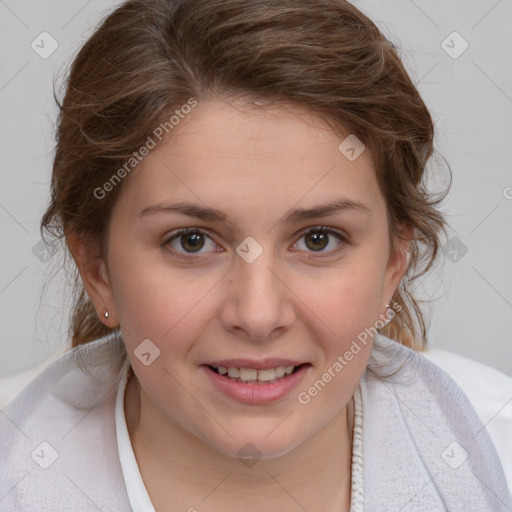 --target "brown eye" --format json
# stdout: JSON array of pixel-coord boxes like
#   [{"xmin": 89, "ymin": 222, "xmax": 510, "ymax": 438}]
[
  {"xmin": 304, "ymin": 231, "xmax": 329, "ymax": 251},
  {"xmin": 180, "ymin": 232, "xmax": 205, "ymax": 252},
  {"xmin": 165, "ymin": 228, "xmax": 219, "ymax": 256},
  {"xmin": 293, "ymin": 227, "xmax": 347, "ymax": 257}
]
